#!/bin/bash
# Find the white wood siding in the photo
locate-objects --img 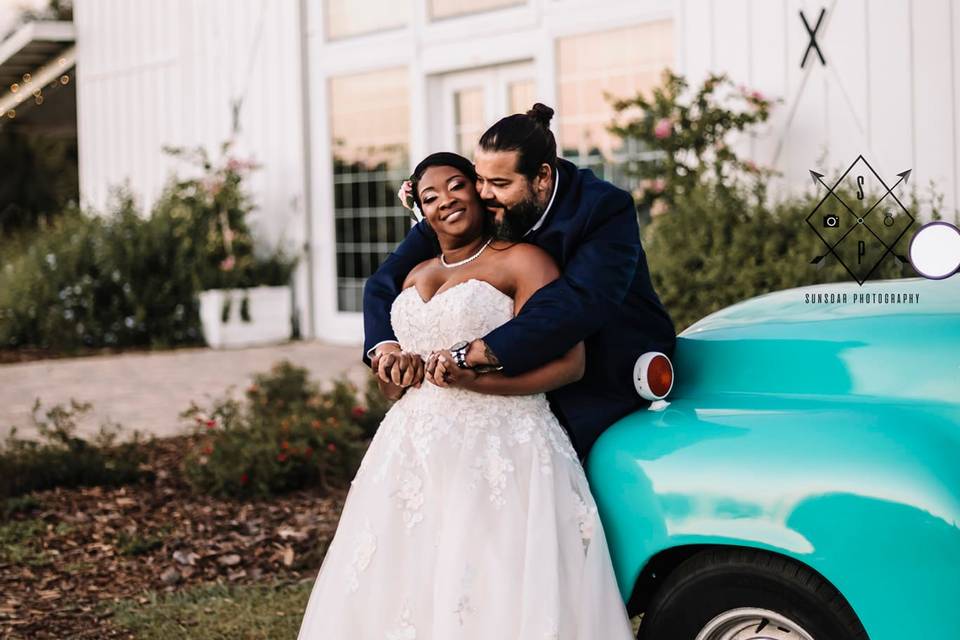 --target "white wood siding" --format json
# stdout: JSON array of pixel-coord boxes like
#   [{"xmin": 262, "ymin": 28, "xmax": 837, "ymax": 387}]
[
  {"xmin": 680, "ymin": 0, "xmax": 960, "ymax": 222},
  {"xmin": 73, "ymin": 0, "xmax": 312, "ymax": 335}
]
